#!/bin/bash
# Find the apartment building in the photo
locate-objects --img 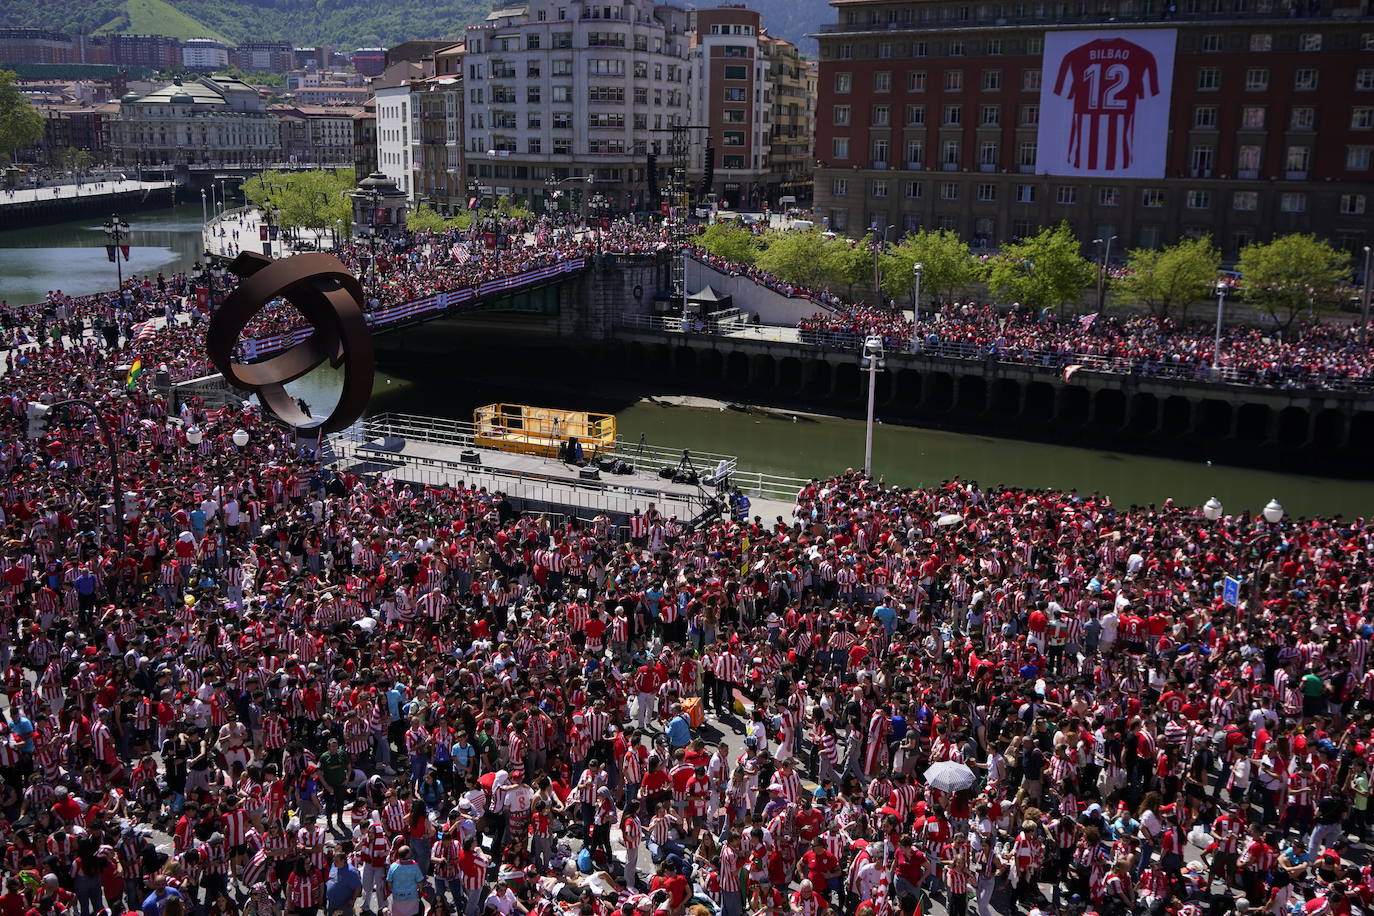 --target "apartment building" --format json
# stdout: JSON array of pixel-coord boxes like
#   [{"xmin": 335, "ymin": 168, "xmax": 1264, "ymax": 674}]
[
  {"xmin": 812, "ymin": 0, "xmax": 1374, "ymax": 254},
  {"xmin": 461, "ymin": 0, "xmax": 690, "ymax": 212}
]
